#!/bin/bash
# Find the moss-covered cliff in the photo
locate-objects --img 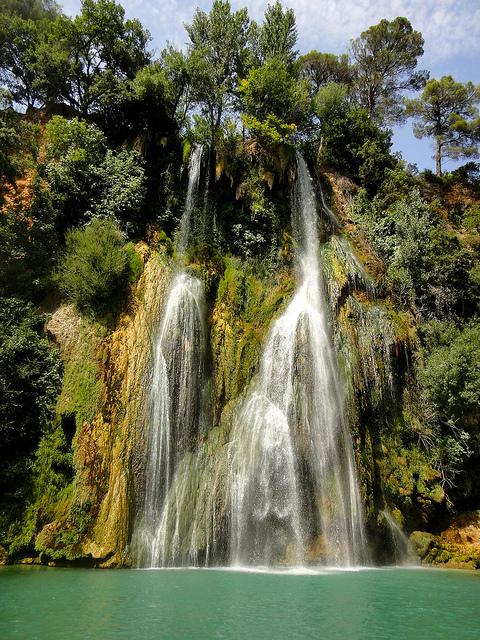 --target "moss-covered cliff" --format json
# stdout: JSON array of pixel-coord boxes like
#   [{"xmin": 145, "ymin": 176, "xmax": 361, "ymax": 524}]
[{"xmin": 1, "ymin": 152, "xmax": 479, "ymax": 569}]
